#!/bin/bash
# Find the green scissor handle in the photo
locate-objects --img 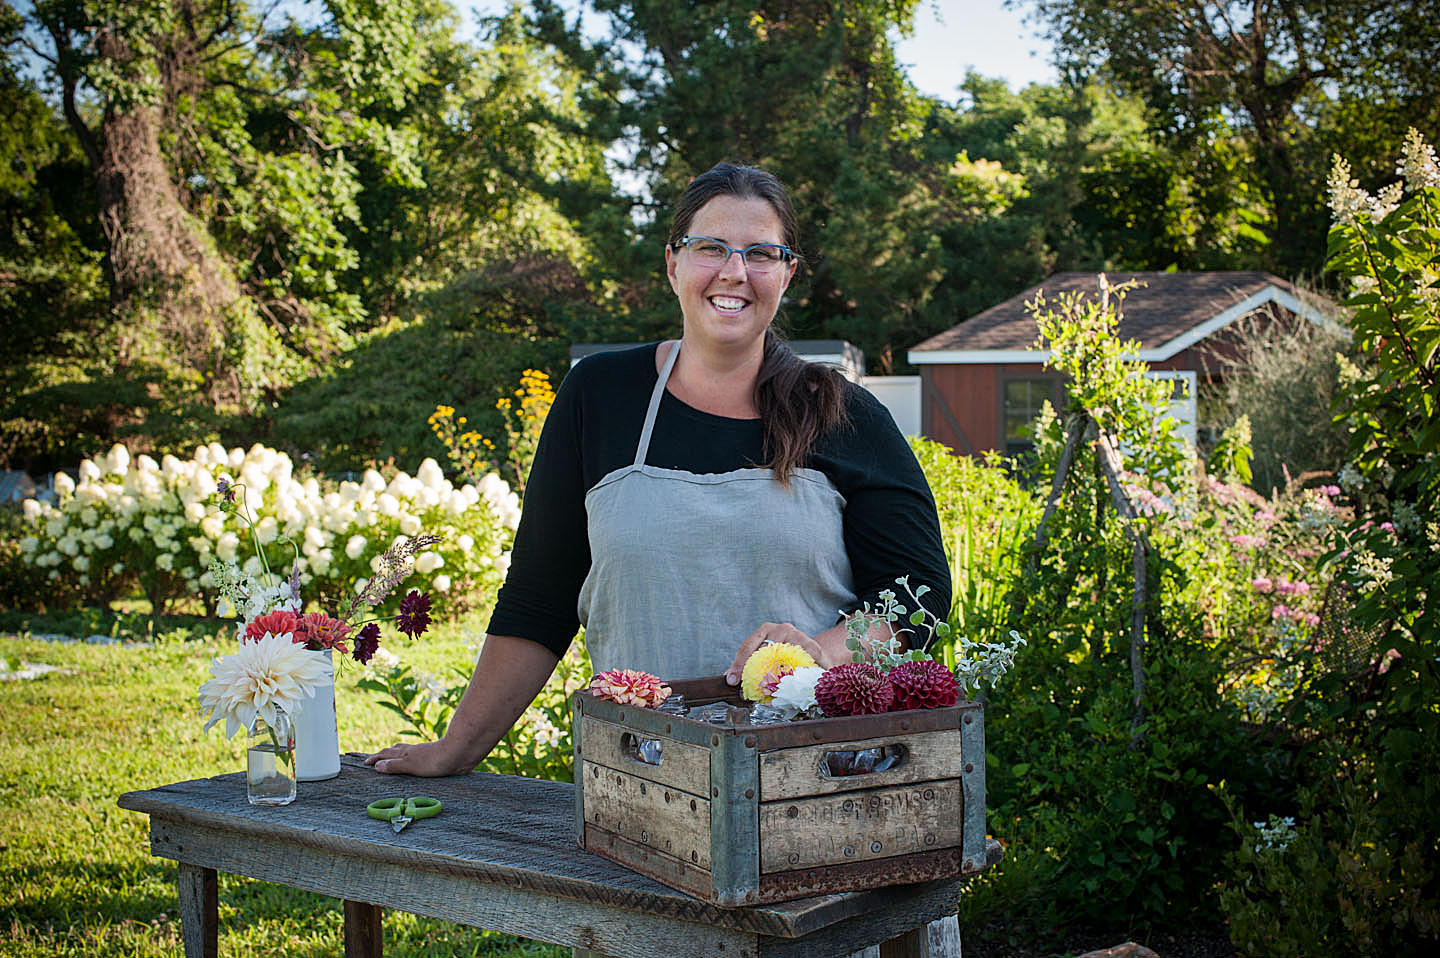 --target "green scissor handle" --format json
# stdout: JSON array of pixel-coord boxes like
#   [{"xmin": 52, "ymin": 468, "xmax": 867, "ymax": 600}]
[{"xmin": 367, "ymin": 796, "xmax": 443, "ymax": 821}]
